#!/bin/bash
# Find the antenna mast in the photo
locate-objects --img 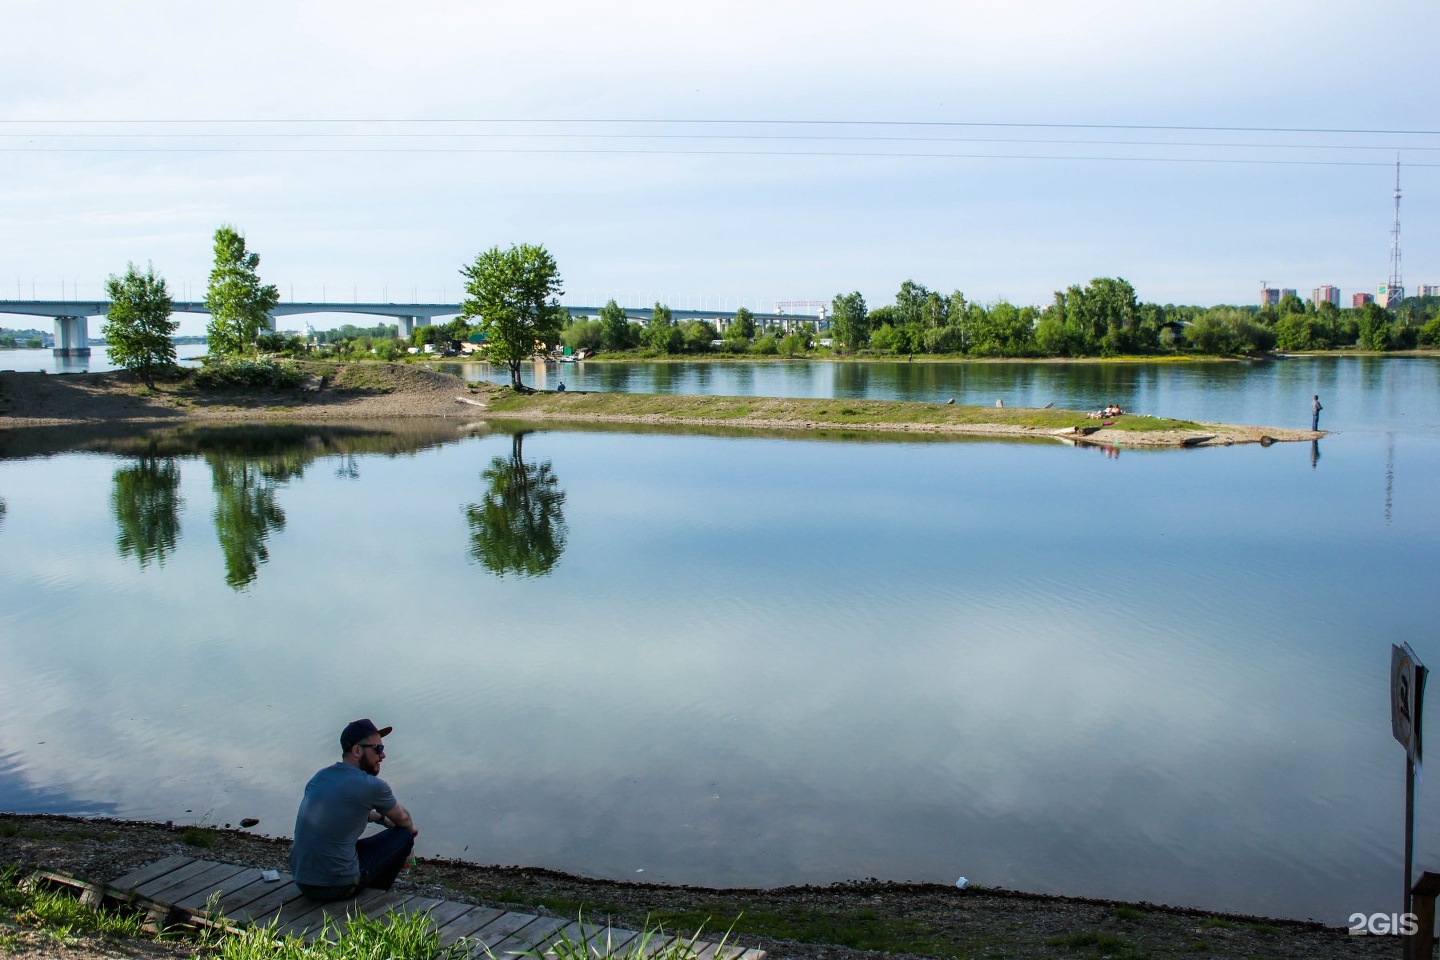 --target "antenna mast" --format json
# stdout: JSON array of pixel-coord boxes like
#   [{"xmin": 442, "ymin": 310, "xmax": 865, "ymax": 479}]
[{"xmin": 1387, "ymin": 157, "xmax": 1404, "ymax": 306}]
